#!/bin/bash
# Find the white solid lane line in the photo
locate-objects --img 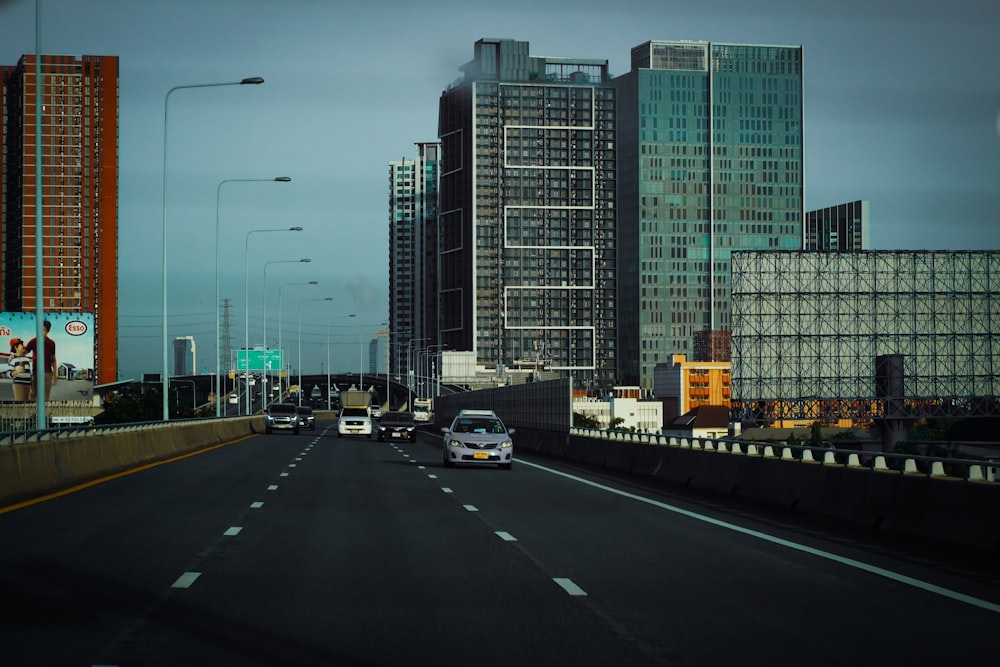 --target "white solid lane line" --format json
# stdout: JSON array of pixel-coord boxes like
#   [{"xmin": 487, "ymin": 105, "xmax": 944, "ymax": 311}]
[{"xmin": 518, "ymin": 459, "xmax": 1000, "ymax": 615}]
